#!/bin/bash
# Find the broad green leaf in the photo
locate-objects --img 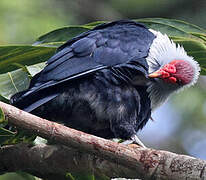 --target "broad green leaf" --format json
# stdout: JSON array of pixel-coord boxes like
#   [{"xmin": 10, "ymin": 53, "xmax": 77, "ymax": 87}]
[
  {"xmin": 137, "ymin": 21, "xmax": 193, "ymax": 38},
  {"xmin": 173, "ymin": 38, "xmax": 206, "ymax": 75},
  {"xmin": 190, "ymin": 32, "xmax": 206, "ymax": 42},
  {"xmin": 0, "ymin": 68, "xmax": 30, "ymax": 100},
  {"xmin": 0, "ymin": 62, "xmax": 48, "ymax": 101},
  {"xmin": 84, "ymin": 21, "xmax": 106, "ymax": 27},
  {"xmin": 35, "ymin": 26, "xmax": 91, "ymax": 45},
  {"xmin": 35, "ymin": 18, "xmax": 205, "ymax": 45},
  {"xmin": 25, "ymin": 62, "xmax": 46, "ymax": 77},
  {"xmin": 16, "ymin": 172, "xmax": 37, "ymax": 180},
  {"xmin": 0, "ymin": 172, "xmax": 36, "ymax": 180},
  {"xmin": 136, "ymin": 18, "xmax": 206, "ymax": 35},
  {"xmin": 0, "ymin": 45, "xmax": 56, "ymax": 74}
]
